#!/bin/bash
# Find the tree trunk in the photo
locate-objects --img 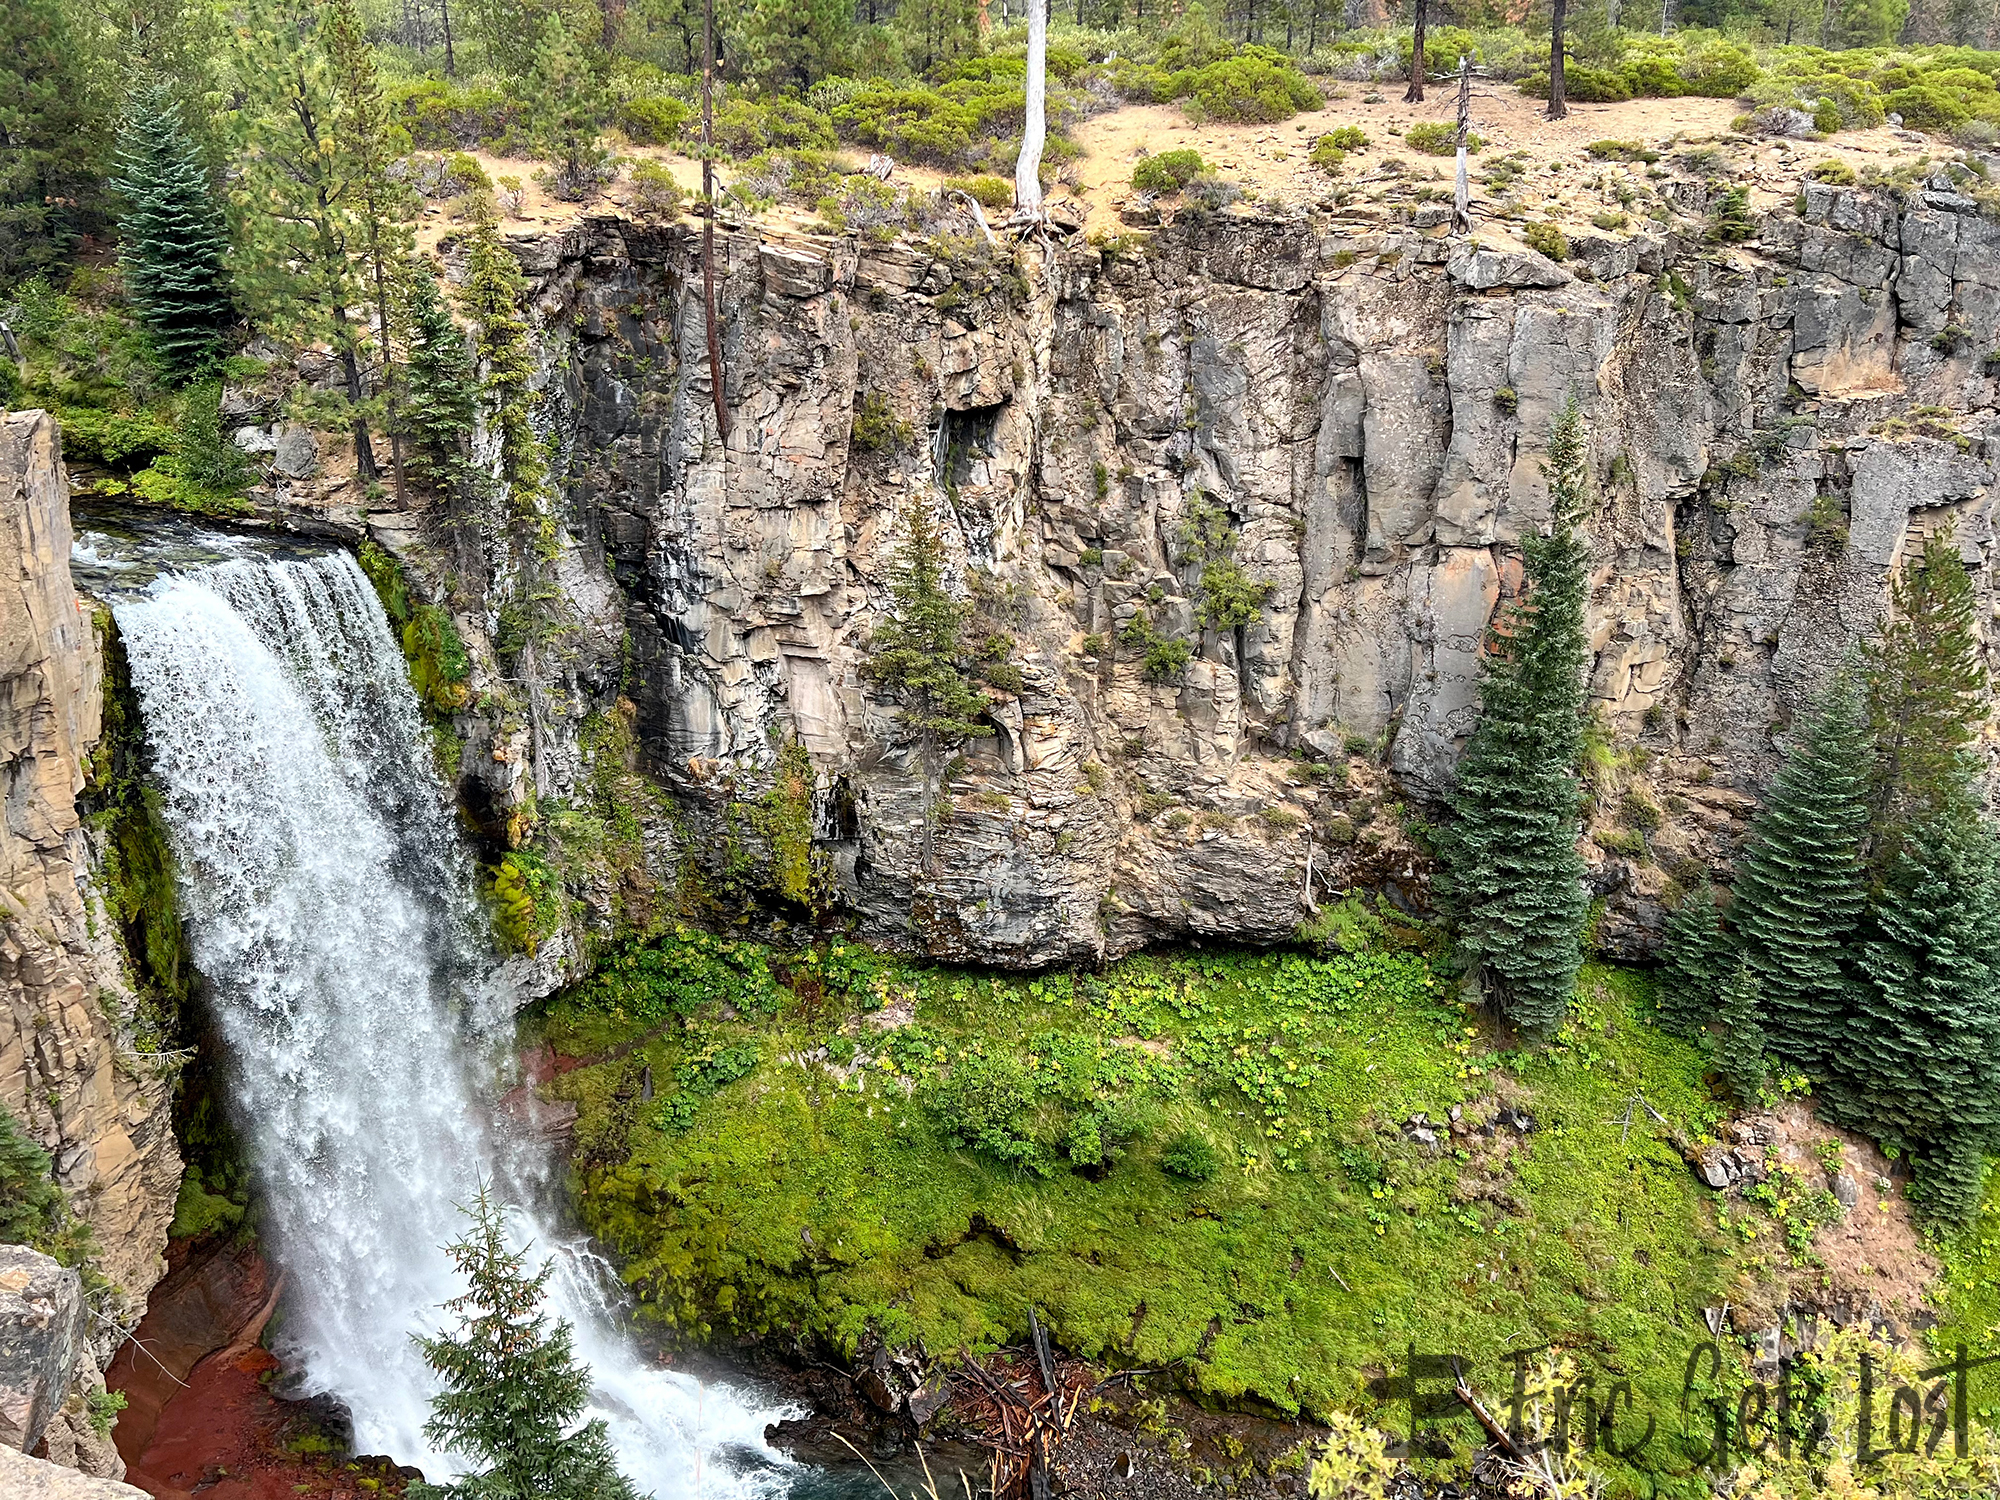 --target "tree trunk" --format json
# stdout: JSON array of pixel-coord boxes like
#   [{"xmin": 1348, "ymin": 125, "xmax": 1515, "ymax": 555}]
[
  {"xmin": 1406, "ymin": 0, "xmax": 1428, "ymax": 103},
  {"xmin": 439, "ymin": 0, "xmax": 456, "ymax": 75},
  {"xmin": 700, "ymin": 0, "xmax": 729, "ymax": 443},
  {"xmin": 1015, "ymin": 0, "xmax": 1048, "ymax": 215},
  {"xmin": 1548, "ymin": 0, "xmax": 1569, "ymax": 120},
  {"xmin": 335, "ymin": 322, "xmax": 379, "ymax": 485},
  {"xmin": 371, "ymin": 259, "xmax": 406, "ymax": 505}
]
